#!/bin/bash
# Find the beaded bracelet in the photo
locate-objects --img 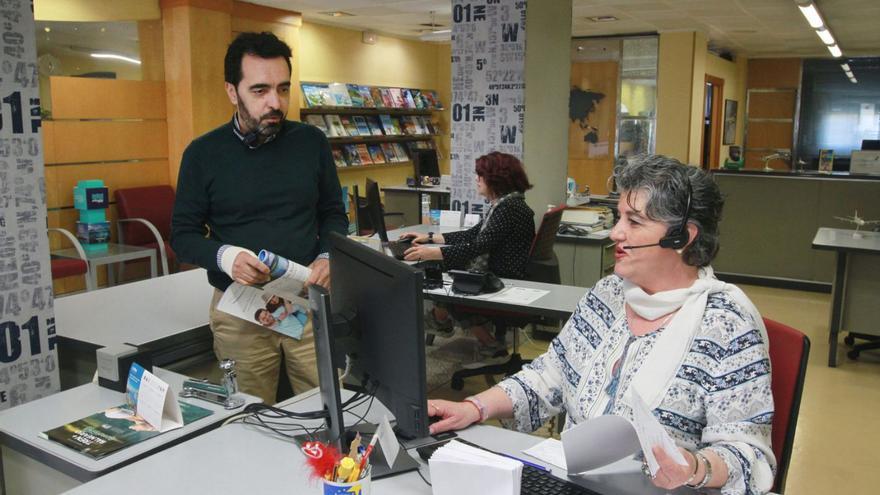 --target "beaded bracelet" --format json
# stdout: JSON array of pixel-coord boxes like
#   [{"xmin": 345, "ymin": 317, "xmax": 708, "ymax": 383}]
[{"xmin": 464, "ymin": 396, "xmax": 487, "ymax": 422}]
